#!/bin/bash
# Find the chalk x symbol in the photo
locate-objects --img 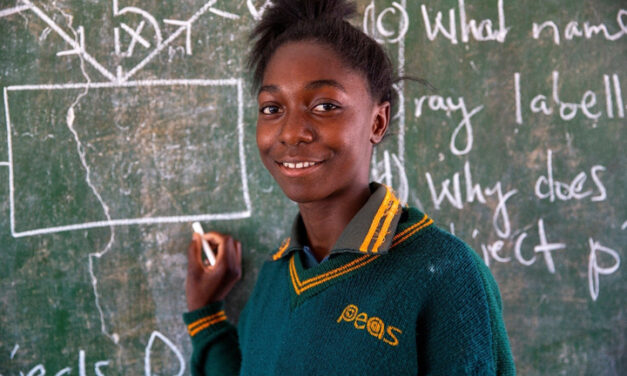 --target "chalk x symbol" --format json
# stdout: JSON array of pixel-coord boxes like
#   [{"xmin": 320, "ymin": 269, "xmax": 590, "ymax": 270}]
[
  {"xmin": 118, "ymin": 21, "xmax": 151, "ymax": 57},
  {"xmin": 112, "ymin": 0, "xmax": 163, "ymax": 46},
  {"xmin": 121, "ymin": 0, "xmax": 219, "ymax": 82}
]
